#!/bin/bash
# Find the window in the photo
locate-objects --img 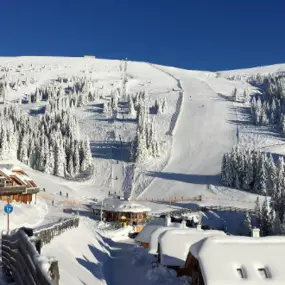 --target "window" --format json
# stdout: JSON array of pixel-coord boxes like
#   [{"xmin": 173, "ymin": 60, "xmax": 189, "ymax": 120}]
[
  {"xmin": 237, "ymin": 268, "xmax": 245, "ymax": 278},
  {"xmin": 258, "ymin": 268, "xmax": 270, "ymax": 279}
]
